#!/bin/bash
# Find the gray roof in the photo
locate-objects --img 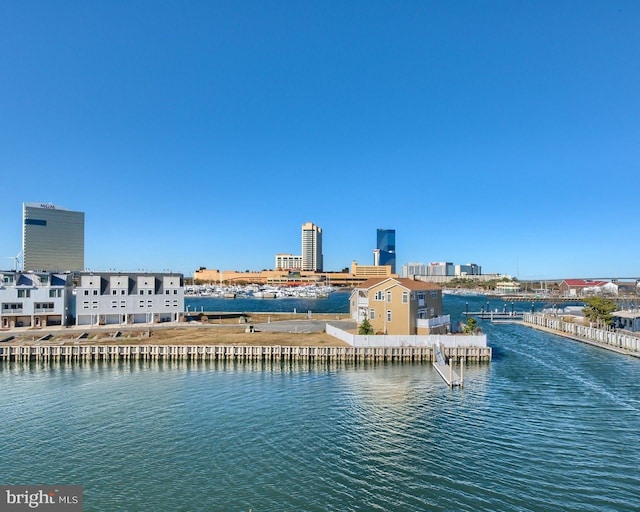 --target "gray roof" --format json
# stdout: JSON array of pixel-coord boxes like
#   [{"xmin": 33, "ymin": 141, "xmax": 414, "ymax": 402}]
[{"xmin": 612, "ymin": 310, "xmax": 640, "ymax": 319}]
